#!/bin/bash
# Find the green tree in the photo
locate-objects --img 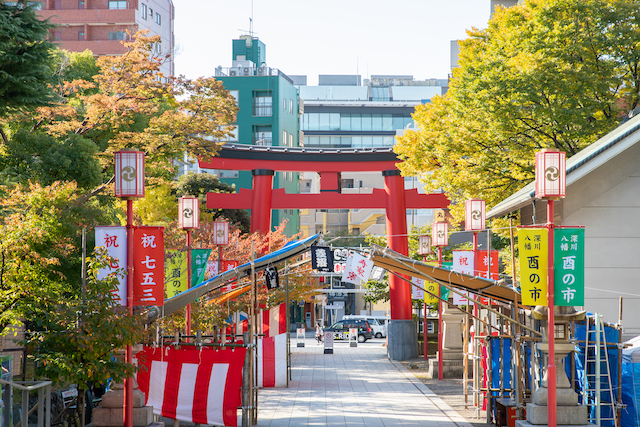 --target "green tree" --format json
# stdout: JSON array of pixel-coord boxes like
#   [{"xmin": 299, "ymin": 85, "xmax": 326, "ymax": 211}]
[
  {"xmin": 0, "ymin": 2, "xmax": 57, "ymax": 125},
  {"xmin": 176, "ymin": 172, "xmax": 250, "ymax": 232},
  {"xmin": 395, "ymin": 0, "xmax": 640, "ymax": 223}
]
